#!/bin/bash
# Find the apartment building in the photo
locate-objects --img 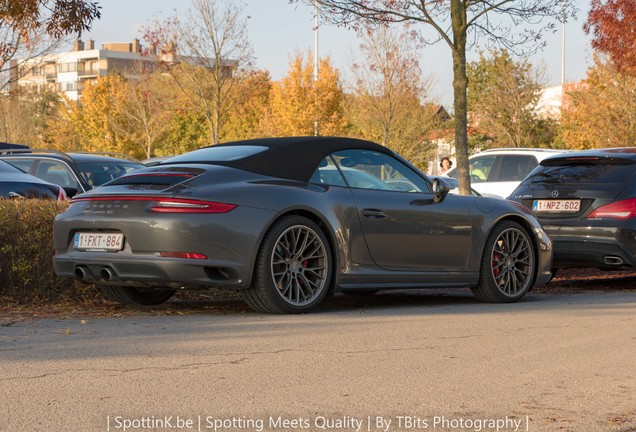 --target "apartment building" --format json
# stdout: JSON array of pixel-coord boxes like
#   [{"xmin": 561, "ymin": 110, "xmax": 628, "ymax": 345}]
[
  {"xmin": 535, "ymin": 80, "xmax": 587, "ymax": 119},
  {"xmin": 10, "ymin": 39, "xmax": 155, "ymax": 100}
]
